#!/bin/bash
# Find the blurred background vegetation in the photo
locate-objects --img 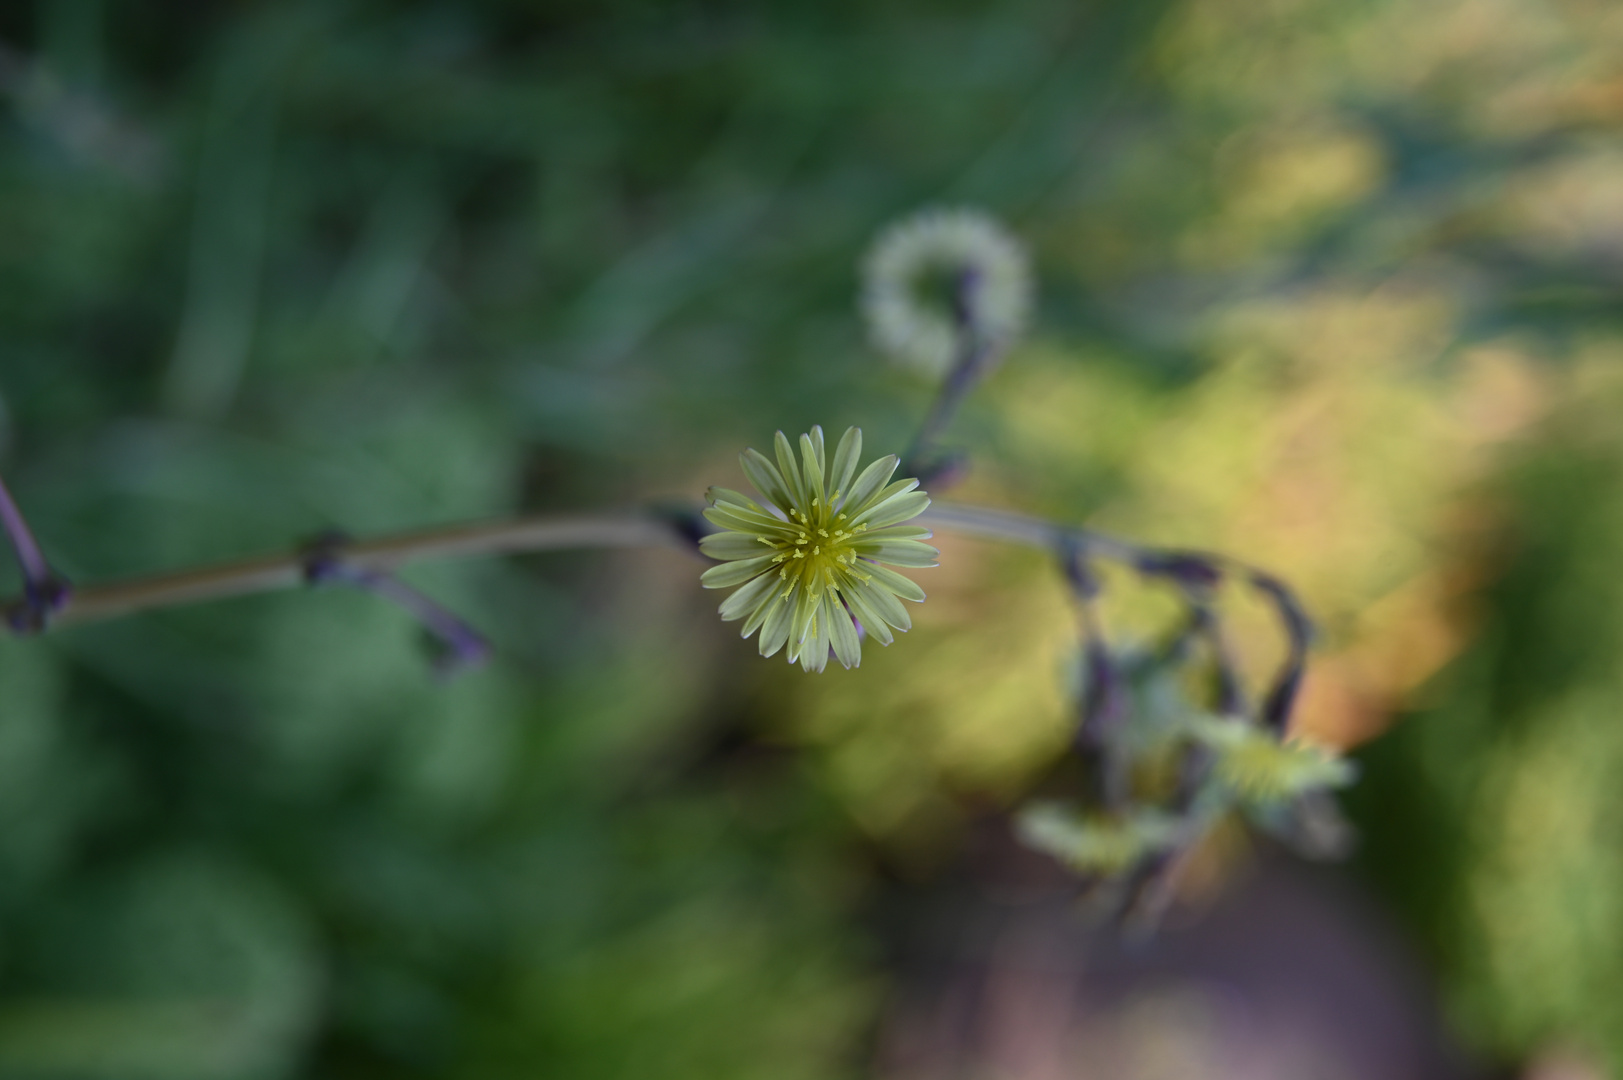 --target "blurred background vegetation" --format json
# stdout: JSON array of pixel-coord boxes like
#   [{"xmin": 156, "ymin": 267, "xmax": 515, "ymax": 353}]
[{"xmin": 2, "ymin": 0, "xmax": 1623, "ymax": 1076}]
